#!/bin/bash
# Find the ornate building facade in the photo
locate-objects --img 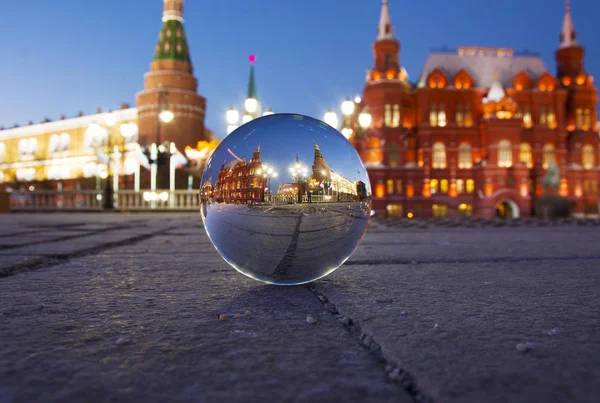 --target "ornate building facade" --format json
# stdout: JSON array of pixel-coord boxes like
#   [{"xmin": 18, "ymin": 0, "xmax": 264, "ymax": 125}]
[
  {"xmin": 0, "ymin": 0, "xmax": 216, "ymax": 191},
  {"xmin": 347, "ymin": 0, "xmax": 599, "ymax": 218}
]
